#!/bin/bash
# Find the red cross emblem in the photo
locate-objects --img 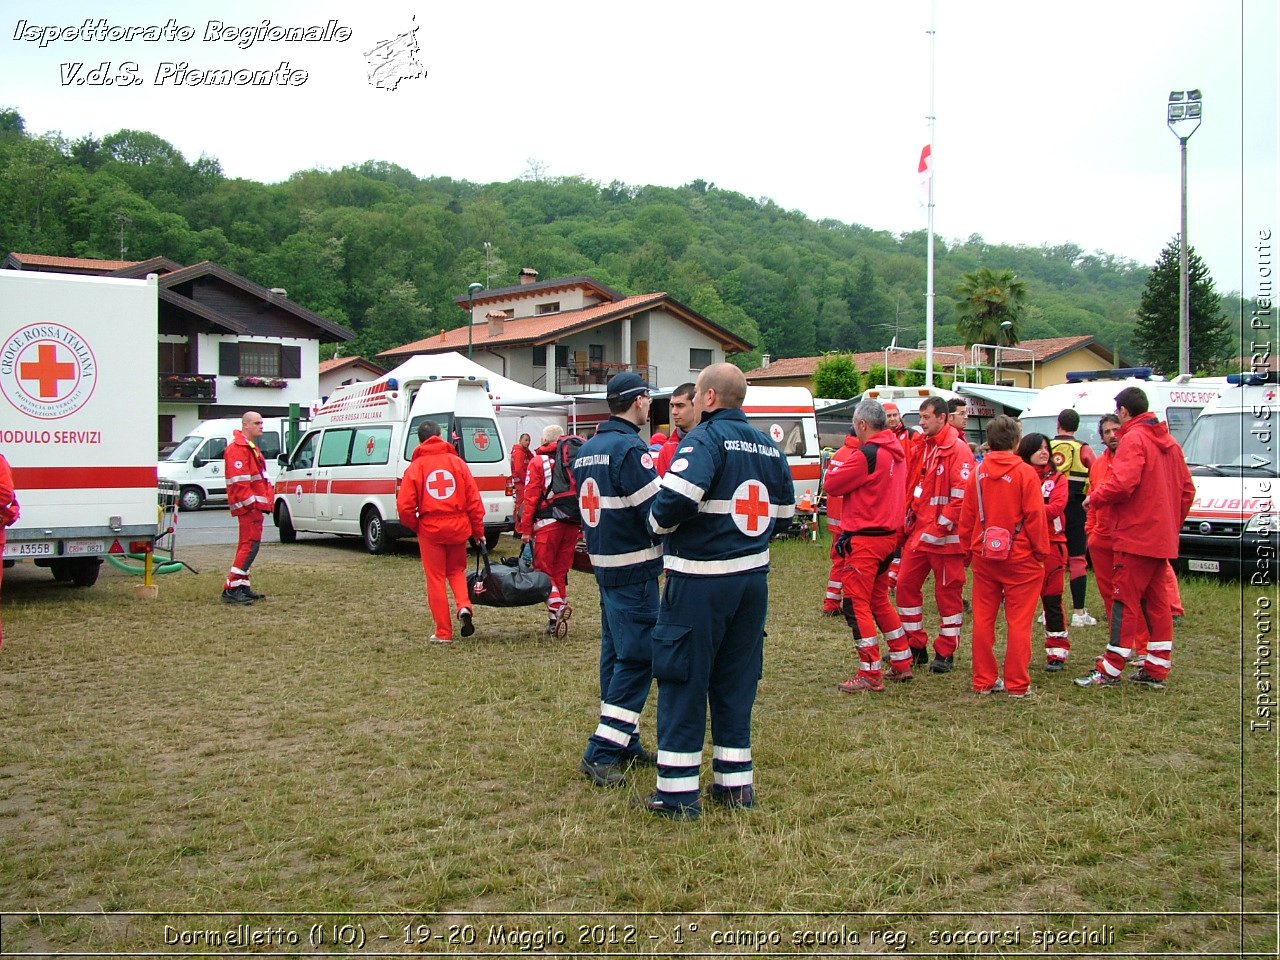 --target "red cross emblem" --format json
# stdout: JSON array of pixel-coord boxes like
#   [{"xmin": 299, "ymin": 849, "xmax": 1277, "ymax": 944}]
[
  {"xmin": 20, "ymin": 343, "xmax": 77, "ymax": 398},
  {"xmin": 1267, "ymin": 389, "xmax": 1277, "ymax": 401},
  {"xmin": 474, "ymin": 431, "xmax": 490, "ymax": 451},
  {"xmin": 732, "ymin": 479, "xmax": 771, "ymax": 536},
  {"xmin": 579, "ymin": 477, "xmax": 602, "ymax": 527},
  {"xmin": 426, "ymin": 469, "xmax": 456, "ymax": 500},
  {"xmin": 366, "ymin": 437, "xmax": 377, "ymax": 455}
]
